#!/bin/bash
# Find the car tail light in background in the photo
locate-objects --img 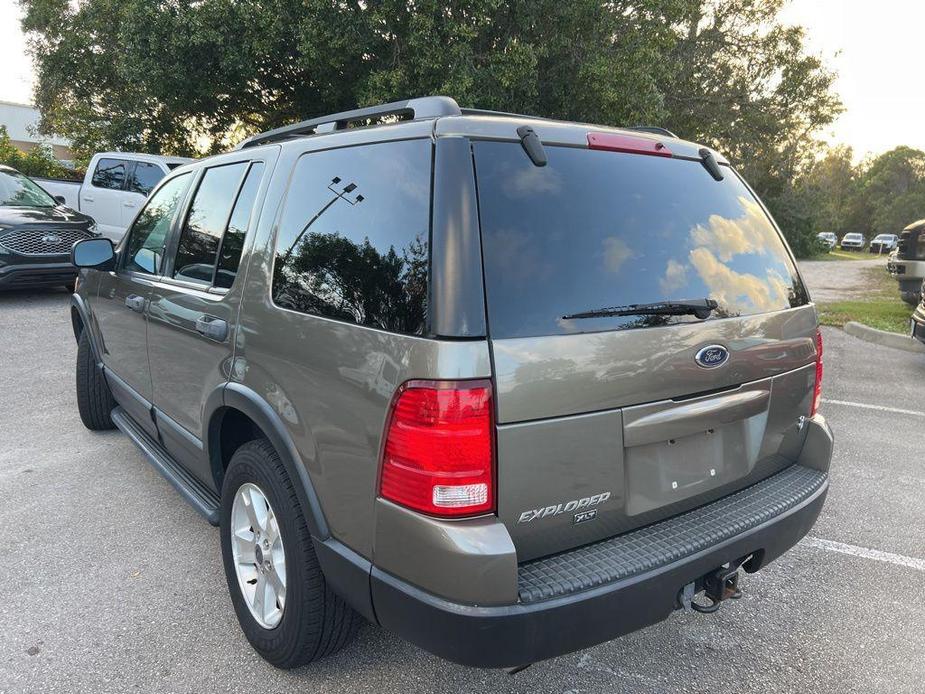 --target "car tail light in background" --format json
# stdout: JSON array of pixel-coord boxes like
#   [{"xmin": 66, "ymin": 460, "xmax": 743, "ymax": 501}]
[
  {"xmin": 380, "ymin": 379, "xmax": 494, "ymax": 518},
  {"xmin": 811, "ymin": 330, "xmax": 823, "ymax": 416}
]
